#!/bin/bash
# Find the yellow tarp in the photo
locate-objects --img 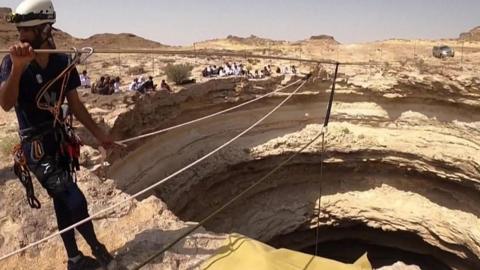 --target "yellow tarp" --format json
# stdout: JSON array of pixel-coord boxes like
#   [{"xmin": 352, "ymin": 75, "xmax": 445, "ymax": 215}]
[{"xmin": 201, "ymin": 234, "xmax": 372, "ymax": 270}]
